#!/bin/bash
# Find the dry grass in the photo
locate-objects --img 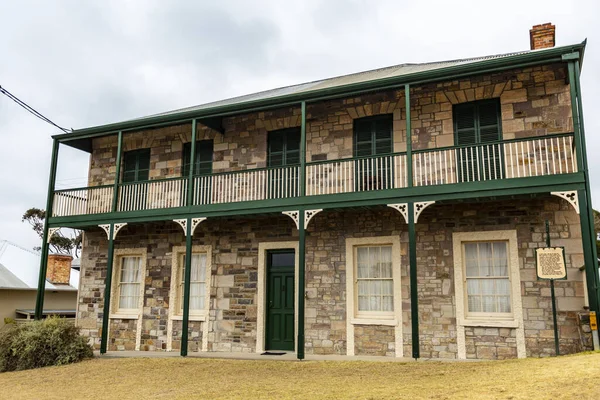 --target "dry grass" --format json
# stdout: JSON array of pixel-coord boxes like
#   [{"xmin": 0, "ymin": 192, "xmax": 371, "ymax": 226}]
[{"xmin": 1, "ymin": 352, "xmax": 599, "ymax": 399}]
